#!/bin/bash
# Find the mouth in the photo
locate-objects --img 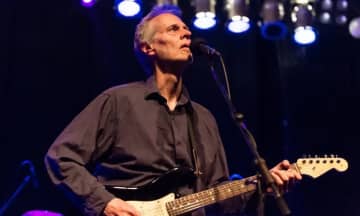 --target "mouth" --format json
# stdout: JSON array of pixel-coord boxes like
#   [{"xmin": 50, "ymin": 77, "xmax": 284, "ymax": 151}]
[{"xmin": 180, "ymin": 44, "xmax": 191, "ymax": 51}]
